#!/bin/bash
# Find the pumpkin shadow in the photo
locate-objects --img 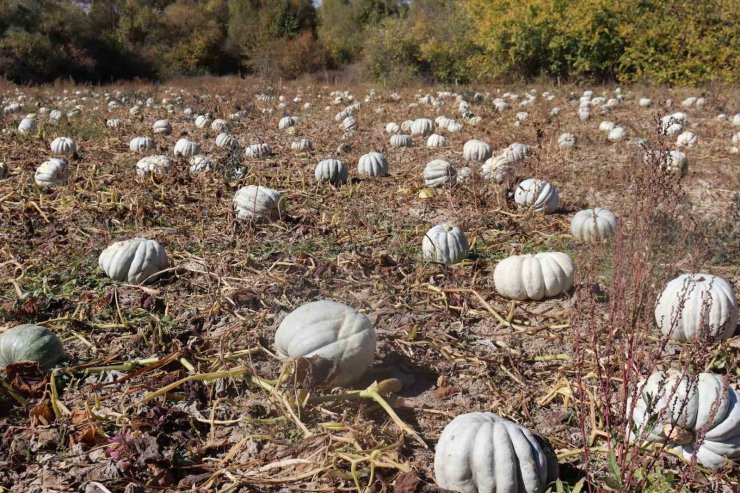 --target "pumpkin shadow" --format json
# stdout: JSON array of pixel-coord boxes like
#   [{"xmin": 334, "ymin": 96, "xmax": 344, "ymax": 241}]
[{"xmin": 361, "ymin": 351, "xmax": 438, "ymax": 398}]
